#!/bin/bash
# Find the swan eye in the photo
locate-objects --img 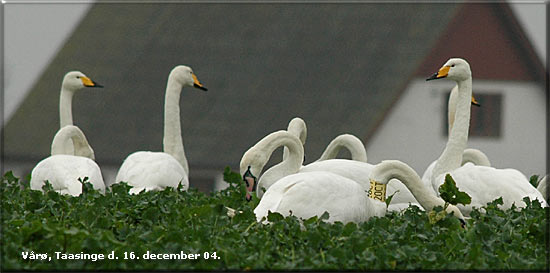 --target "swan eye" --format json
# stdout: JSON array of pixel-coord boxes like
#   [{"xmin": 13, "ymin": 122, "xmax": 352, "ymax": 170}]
[
  {"xmin": 76, "ymin": 76, "xmax": 81, "ymax": 79},
  {"xmin": 451, "ymin": 64, "xmax": 455, "ymax": 67}
]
